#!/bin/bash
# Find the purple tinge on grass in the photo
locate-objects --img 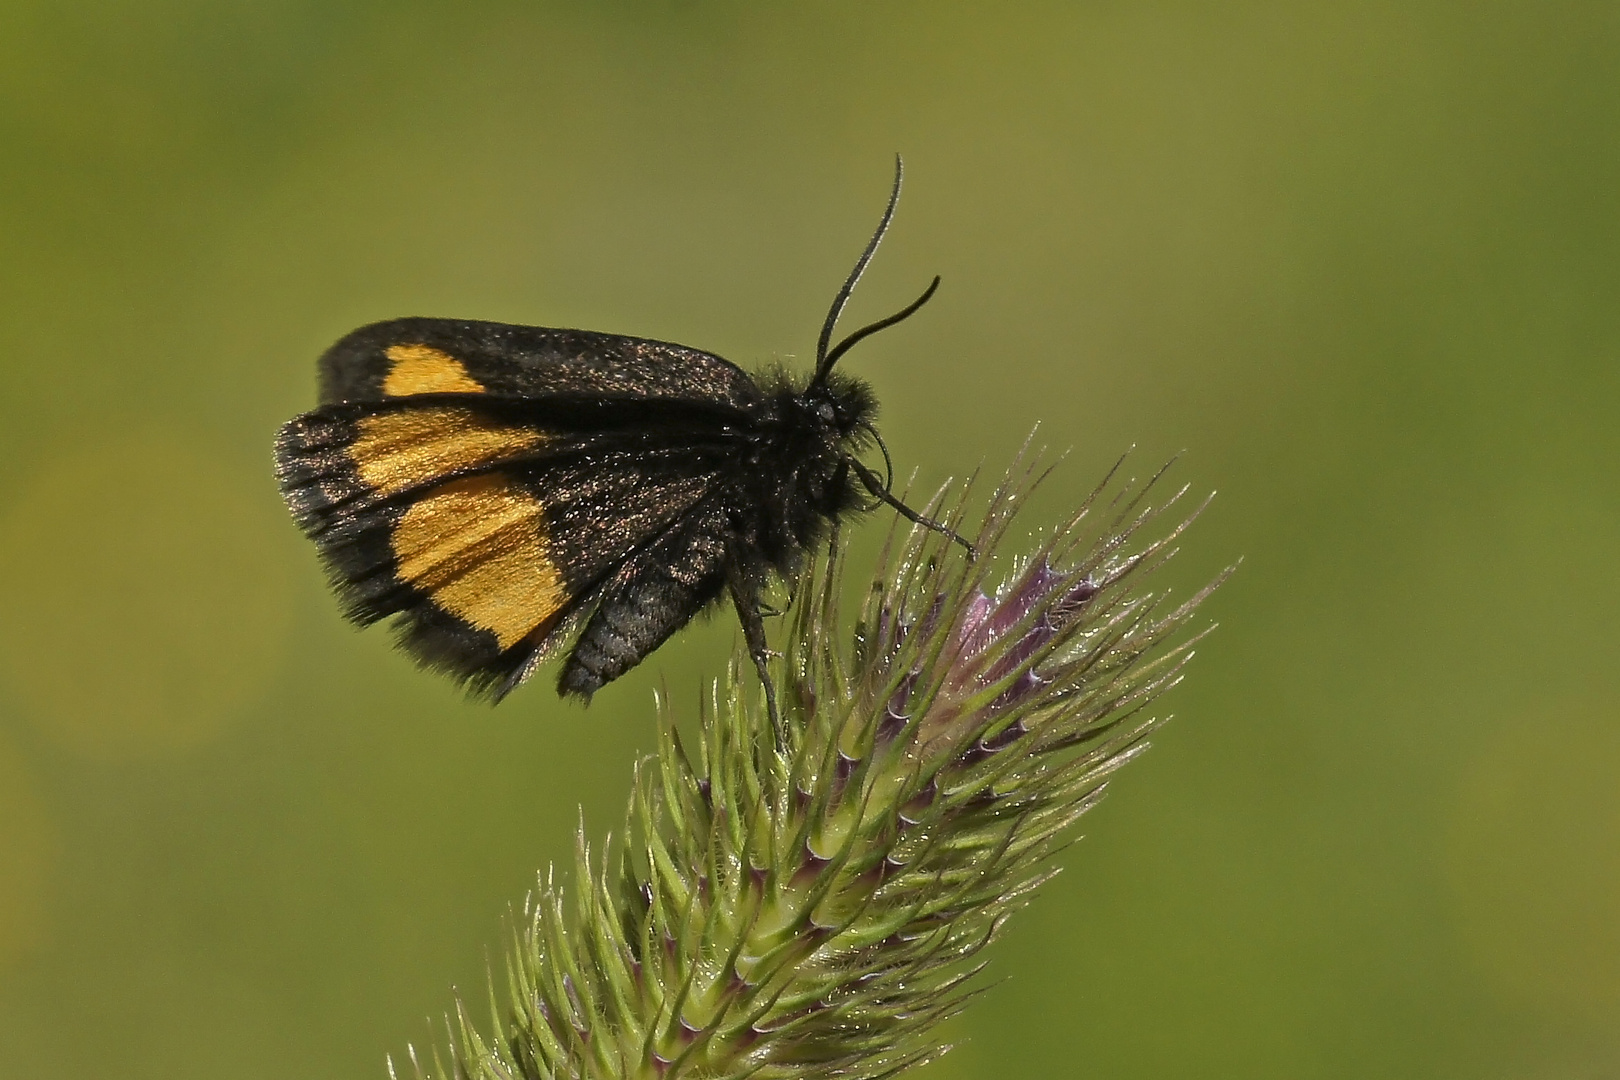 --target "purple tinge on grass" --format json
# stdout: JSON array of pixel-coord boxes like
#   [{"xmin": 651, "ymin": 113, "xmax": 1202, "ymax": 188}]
[
  {"xmin": 884, "ymin": 557, "xmax": 1103, "ymax": 753},
  {"xmin": 961, "ymin": 558, "xmax": 1100, "ymax": 707}
]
